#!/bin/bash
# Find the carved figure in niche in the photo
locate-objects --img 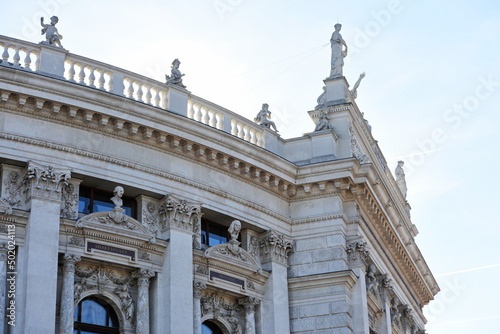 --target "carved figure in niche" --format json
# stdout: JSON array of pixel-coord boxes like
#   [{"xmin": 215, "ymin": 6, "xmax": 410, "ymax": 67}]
[
  {"xmin": 165, "ymin": 58, "xmax": 186, "ymax": 88},
  {"xmin": 254, "ymin": 103, "xmax": 279, "ymax": 132},
  {"xmin": 41, "ymin": 16, "xmax": 63, "ymax": 47},
  {"xmin": 390, "ymin": 297, "xmax": 400, "ymax": 324},
  {"xmin": 228, "ymin": 220, "xmax": 241, "ymax": 242},
  {"xmin": 395, "ymin": 161, "xmax": 407, "ymax": 199},
  {"xmin": 4, "ymin": 171, "xmax": 21, "ymax": 207},
  {"xmin": 227, "ymin": 309, "xmax": 242, "ymax": 334},
  {"xmin": 330, "ymin": 23, "xmax": 348, "ymax": 77},
  {"xmin": 350, "ymin": 72, "xmax": 366, "ymax": 99},
  {"xmin": 111, "ymin": 186, "xmax": 124, "ymax": 209},
  {"xmin": 142, "ymin": 202, "xmax": 158, "ymax": 235},
  {"xmin": 410, "ymin": 324, "xmax": 418, "ymax": 334},
  {"xmin": 365, "ymin": 264, "xmax": 379, "ymax": 294},
  {"xmin": 61, "ymin": 183, "xmax": 78, "ymax": 219},
  {"xmin": 114, "ymin": 284, "xmax": 134, "ymax": 323},
  {"xmin": 314, "ymin": 112, "xmax": 333, "ymax": 132}
]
